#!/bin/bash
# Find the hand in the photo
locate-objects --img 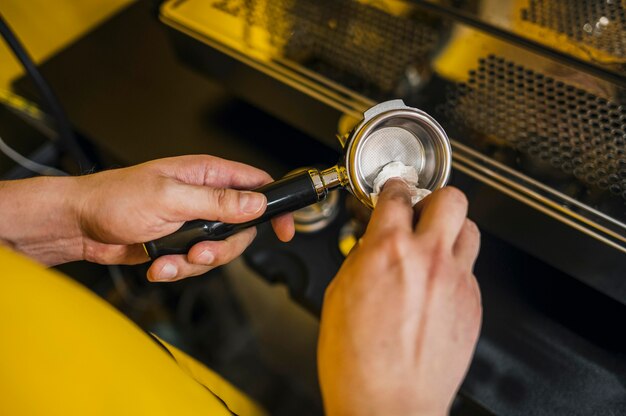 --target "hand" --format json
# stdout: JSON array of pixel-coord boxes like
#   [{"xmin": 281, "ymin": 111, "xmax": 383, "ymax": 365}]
[
  {"xmin": 75, "ymin": 155, "xmax": 294, "ymax": 281},
  {"xmin": 317, "ymin": 181, "xmax": 481, "ymax": 416}
]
